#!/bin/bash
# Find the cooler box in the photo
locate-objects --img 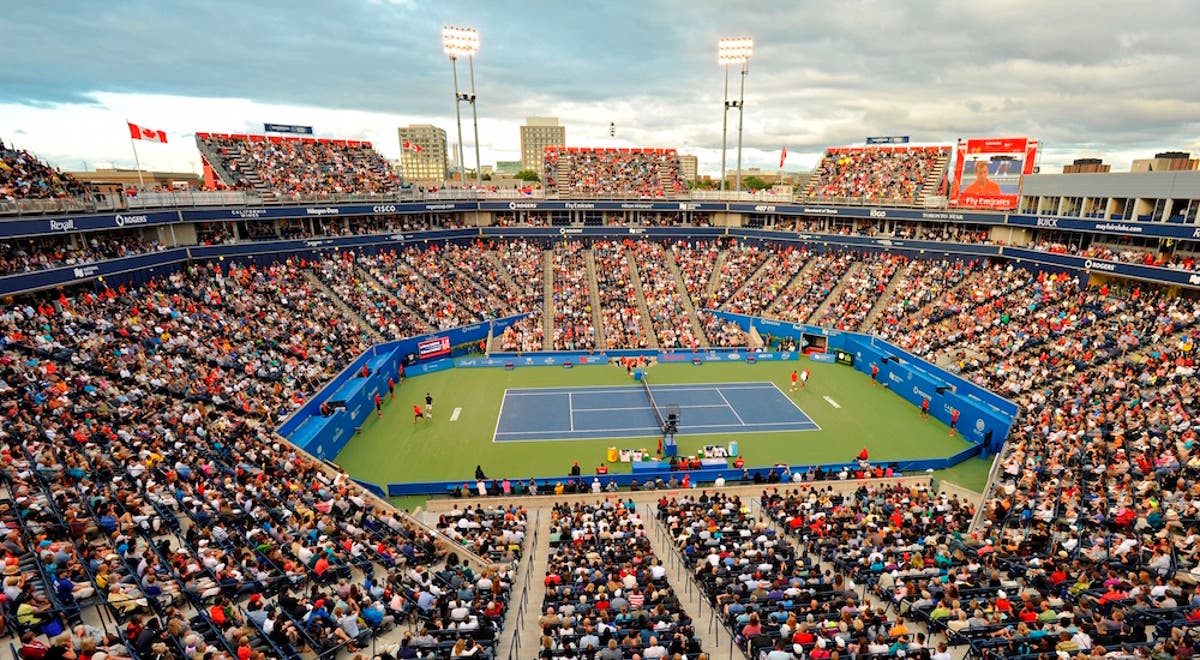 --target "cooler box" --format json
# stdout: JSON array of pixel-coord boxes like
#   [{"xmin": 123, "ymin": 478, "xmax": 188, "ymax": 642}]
[
  {"xmin": 633, "ymin": 369, "xmax": 645, "ymax": 381},
  {"xmin": 728, "ymin": 441, "xmax": 739, "ymax": 457}
]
